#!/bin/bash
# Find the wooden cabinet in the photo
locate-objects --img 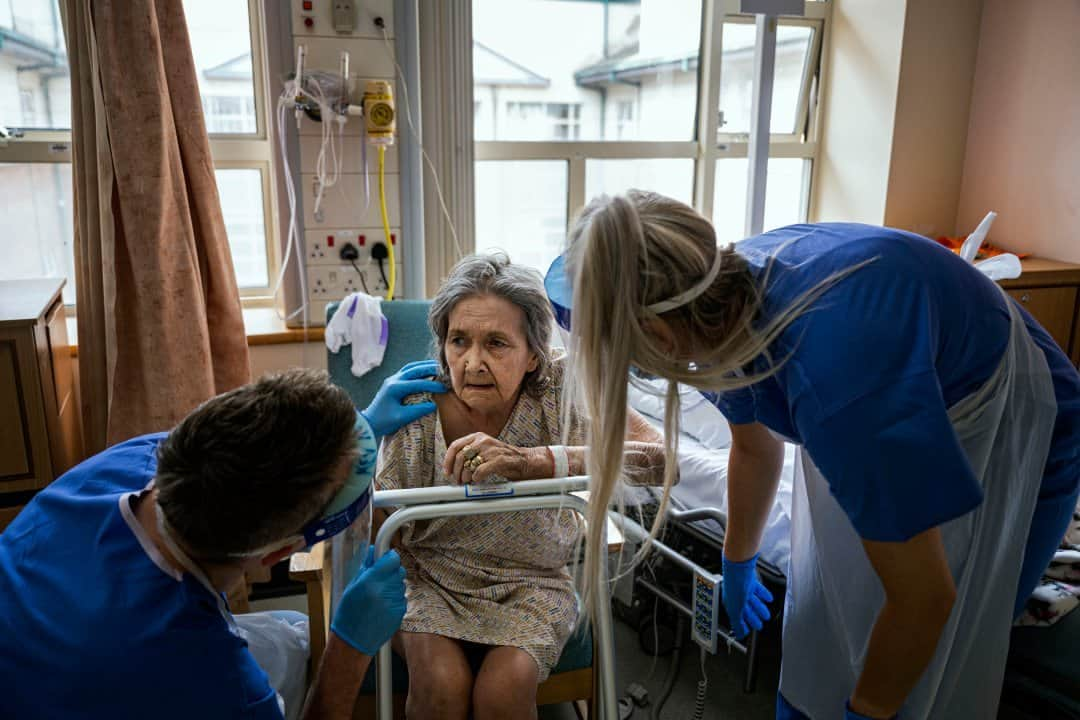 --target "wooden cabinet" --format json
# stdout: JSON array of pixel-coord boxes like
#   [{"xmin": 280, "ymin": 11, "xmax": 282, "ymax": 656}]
[
  {"xmin": 0, "ymin": 279, "xmax": 84, "ymax": 530},
  {"xmin": 1000, "ymin": 257, "xmax": 1080, "ymax": 366}
]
